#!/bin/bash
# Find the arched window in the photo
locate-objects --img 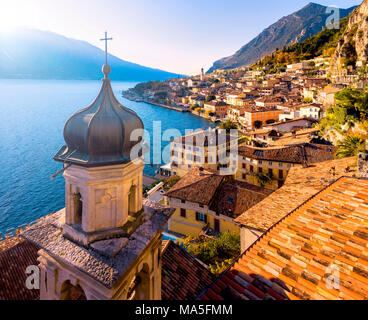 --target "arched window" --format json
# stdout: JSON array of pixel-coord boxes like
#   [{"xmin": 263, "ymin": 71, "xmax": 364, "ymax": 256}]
[
  {"xmin": 126, "ymin": 264, "xmax": 150, "ymax": 300},
  {"xmin": 60, "ymin": 280, "xmax": 87, "ymax": 300}
]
